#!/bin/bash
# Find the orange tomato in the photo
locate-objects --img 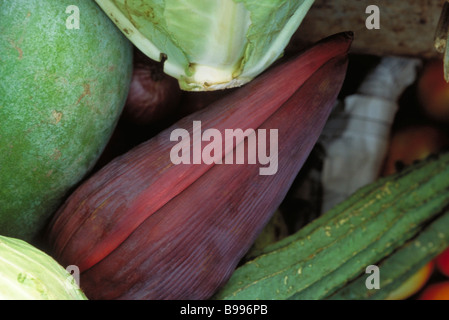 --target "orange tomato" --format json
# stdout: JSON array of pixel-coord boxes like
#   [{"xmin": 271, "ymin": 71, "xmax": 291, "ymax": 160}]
[
  {"xmin": 417, "ymin": 59, "xmax": 449, "ymax": 123},
  {"xmin": 418, "ymin": 281, "xmax": 449, "ymax": 300},
  {"xmin": 381, "ymin": 125, "xmax": 449, "ymax": 176}
]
